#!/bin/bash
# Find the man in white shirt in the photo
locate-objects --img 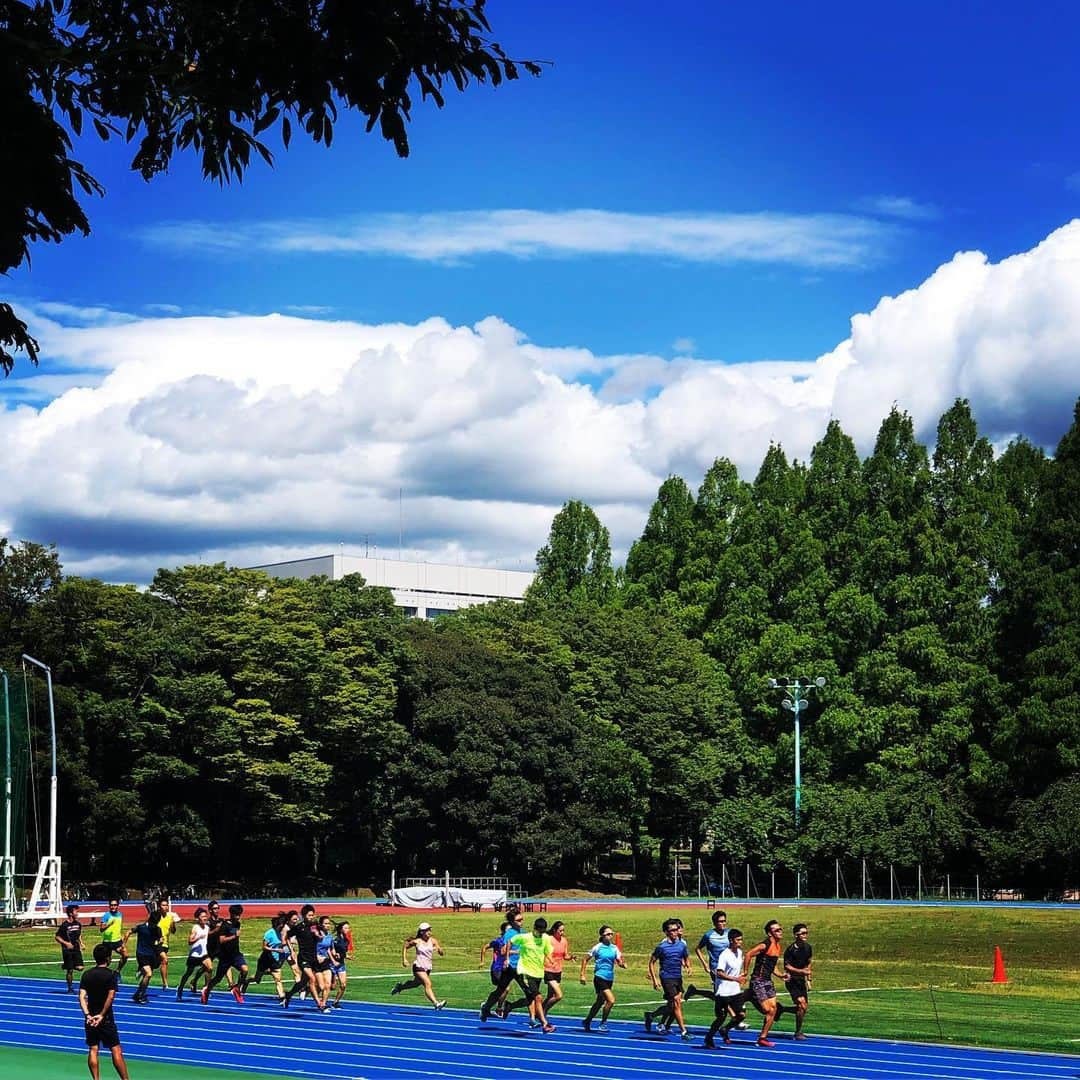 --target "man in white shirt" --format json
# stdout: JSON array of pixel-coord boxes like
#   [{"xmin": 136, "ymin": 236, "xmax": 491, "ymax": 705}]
[{"xmin": 704, "ymin": 928, "xmax": 749, "ymax": 1048}]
